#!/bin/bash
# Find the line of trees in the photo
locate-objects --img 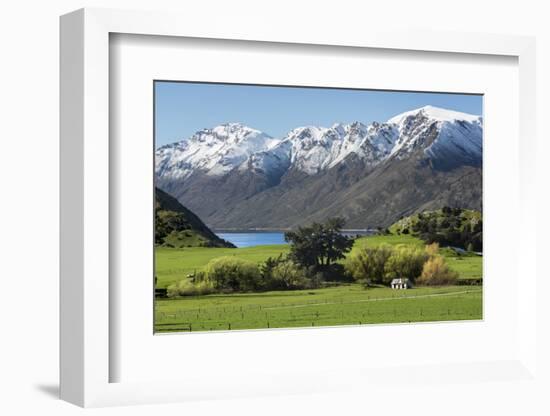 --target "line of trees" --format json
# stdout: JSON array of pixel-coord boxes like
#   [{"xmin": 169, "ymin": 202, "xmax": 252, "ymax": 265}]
[
  {"xmin": 346, "ymin": 242, "xmax": 458, "ymax": 287},
  {"xmin": 411, "ymin": 207, "xmax": 482, "ymax": 252}
]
